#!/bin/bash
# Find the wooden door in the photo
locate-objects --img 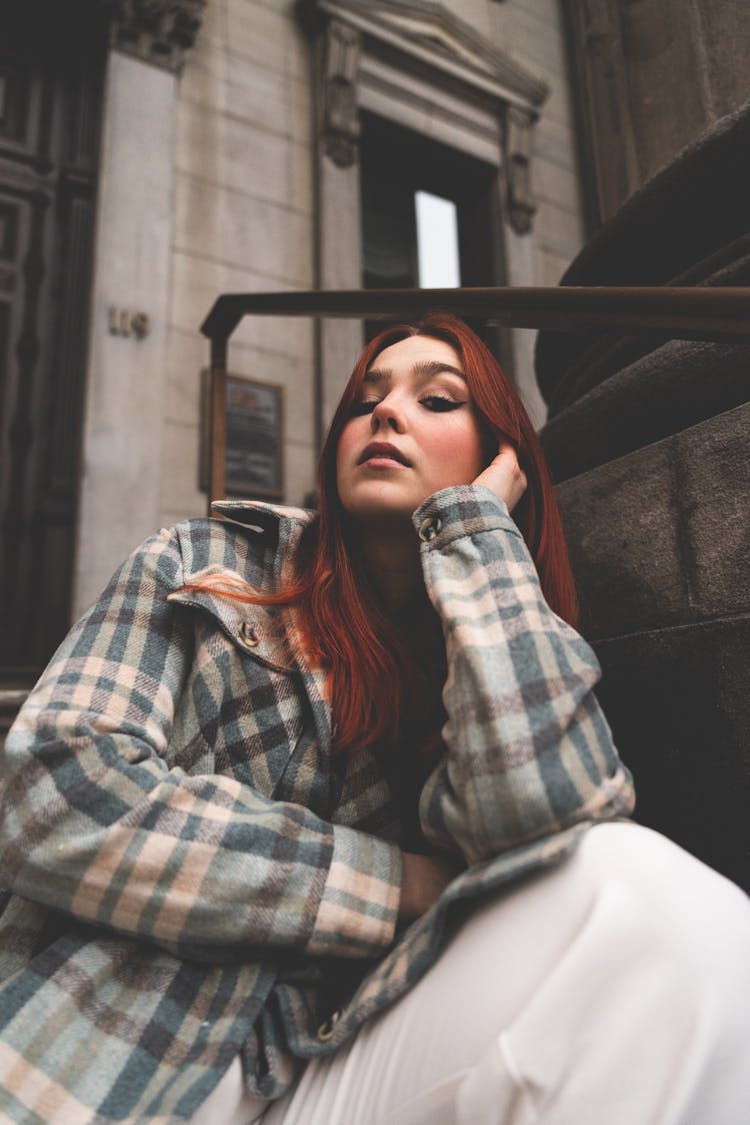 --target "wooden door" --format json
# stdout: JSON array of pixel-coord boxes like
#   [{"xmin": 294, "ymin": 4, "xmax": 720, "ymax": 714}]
[{"xmin": 0, "ymin": 2, "xmax": 105, "ymax": 676}]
